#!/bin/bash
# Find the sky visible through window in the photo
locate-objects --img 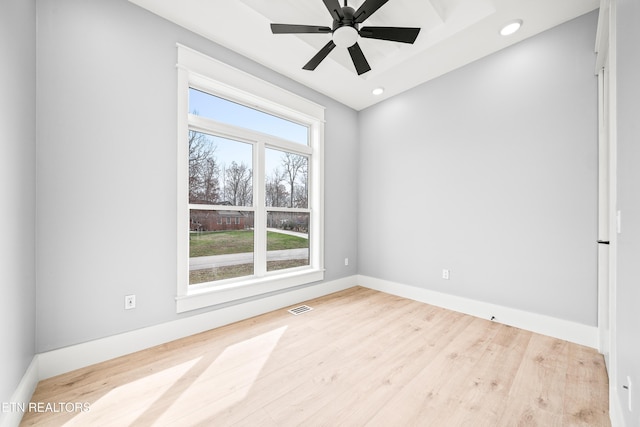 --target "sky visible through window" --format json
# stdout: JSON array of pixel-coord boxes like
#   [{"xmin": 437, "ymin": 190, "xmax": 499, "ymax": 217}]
[
  {"xmin": 189, "ymin": 88, "xmax": 308, "ymax": 145},
  {"xmin": 189, "ymin": 88, "xmax": 309, "ymax": 207}
]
